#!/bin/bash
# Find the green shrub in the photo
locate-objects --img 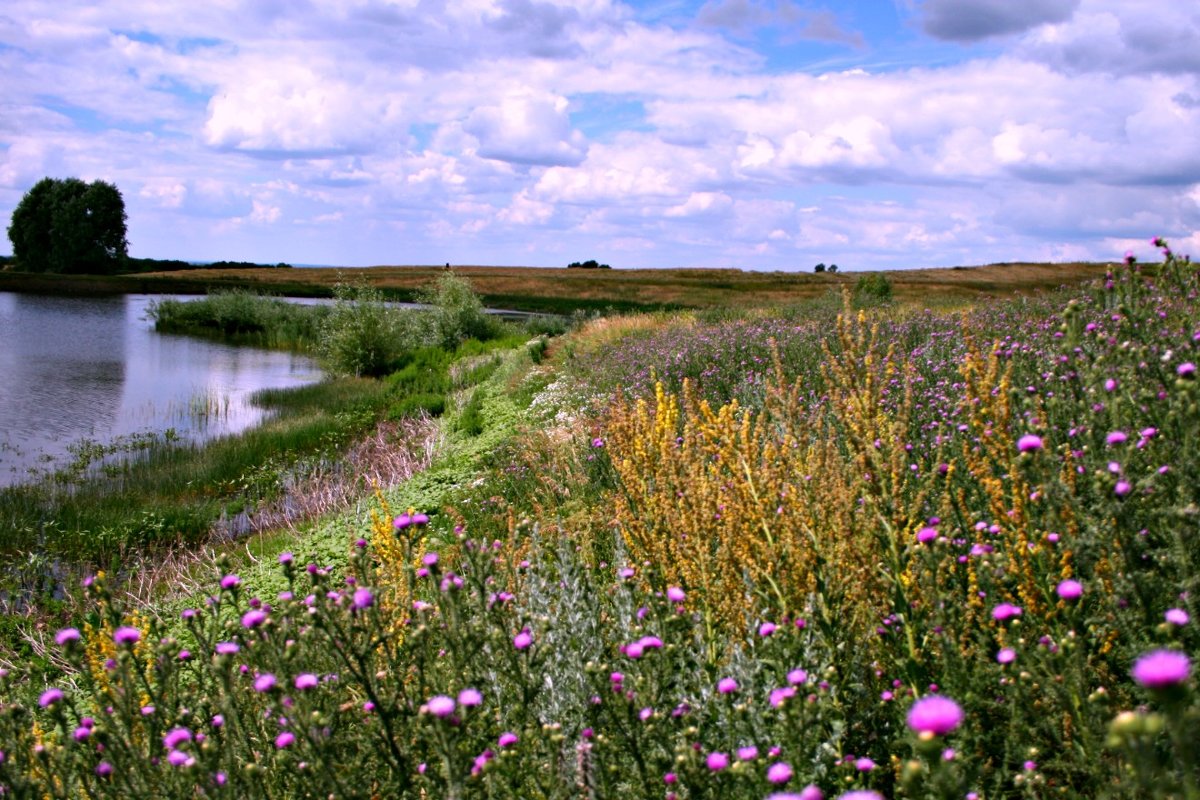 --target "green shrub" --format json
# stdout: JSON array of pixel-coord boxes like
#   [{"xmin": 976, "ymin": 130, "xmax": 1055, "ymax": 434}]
[
  {"xmin": 416, "ymin": 272, "xmax": 499, "ymax": 349},
  {"xmin": 853, "ymin": 271, "xmax": 893, "ymax": 304},
  {"xmin": 318, "ymin": 281, "xmax": 416, "ymax": 377}
]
